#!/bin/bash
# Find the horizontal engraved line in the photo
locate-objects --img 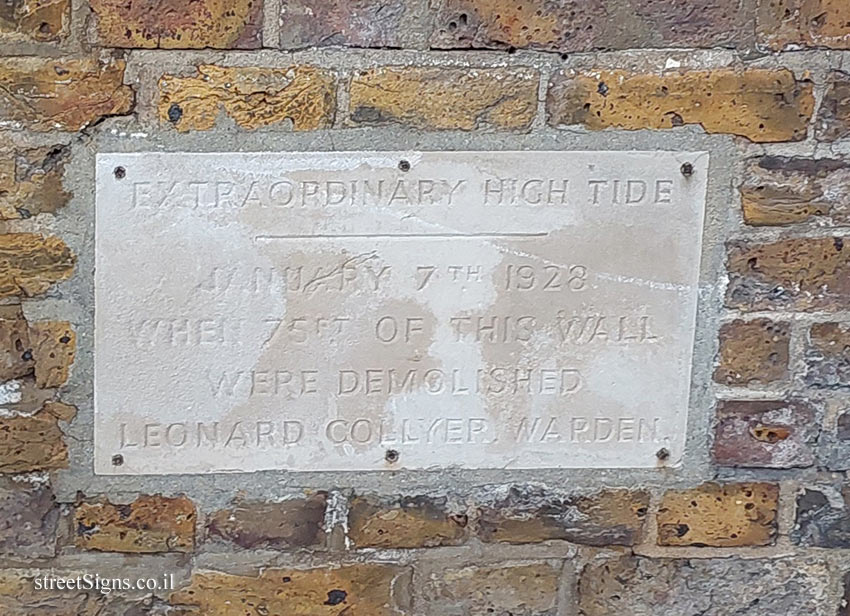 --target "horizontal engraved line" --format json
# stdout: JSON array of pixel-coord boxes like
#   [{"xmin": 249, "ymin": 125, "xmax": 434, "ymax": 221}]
[{"xmin": 255, "ymin": 232, "xmax": 549, "ymax": 240}]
